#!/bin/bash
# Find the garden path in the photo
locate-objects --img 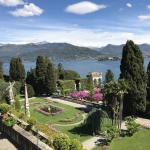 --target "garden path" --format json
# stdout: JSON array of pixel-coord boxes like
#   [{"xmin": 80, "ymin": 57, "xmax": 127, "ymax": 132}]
[
  {"xmin": 136, "ymin": 117, "xmax": 150, "ymax": 129},
  {"xmin": 46, "ymin": 97, "xmax": 86, "ymax": 108}
]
